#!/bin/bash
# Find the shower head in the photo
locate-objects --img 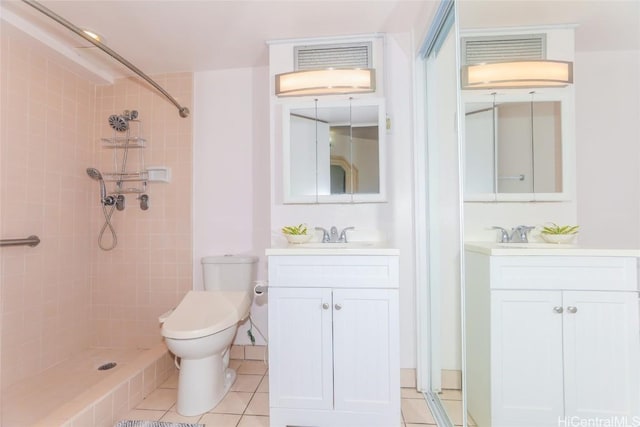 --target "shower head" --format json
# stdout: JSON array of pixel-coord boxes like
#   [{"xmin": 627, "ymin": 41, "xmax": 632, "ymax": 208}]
[
  {"xmin": 86, "ymin": 167, "xmax": 102, "ymax": 181},
  {"xmin": 108, "ymin": 114, "xmax": 129, "ymax": 132},
  {"xmin": 86, "ymin": 167, "xmax": 107, "ymax": 201},
  {"xmin": 108, "ymin": 110, "xmax": 138, "ymax": 132}
]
